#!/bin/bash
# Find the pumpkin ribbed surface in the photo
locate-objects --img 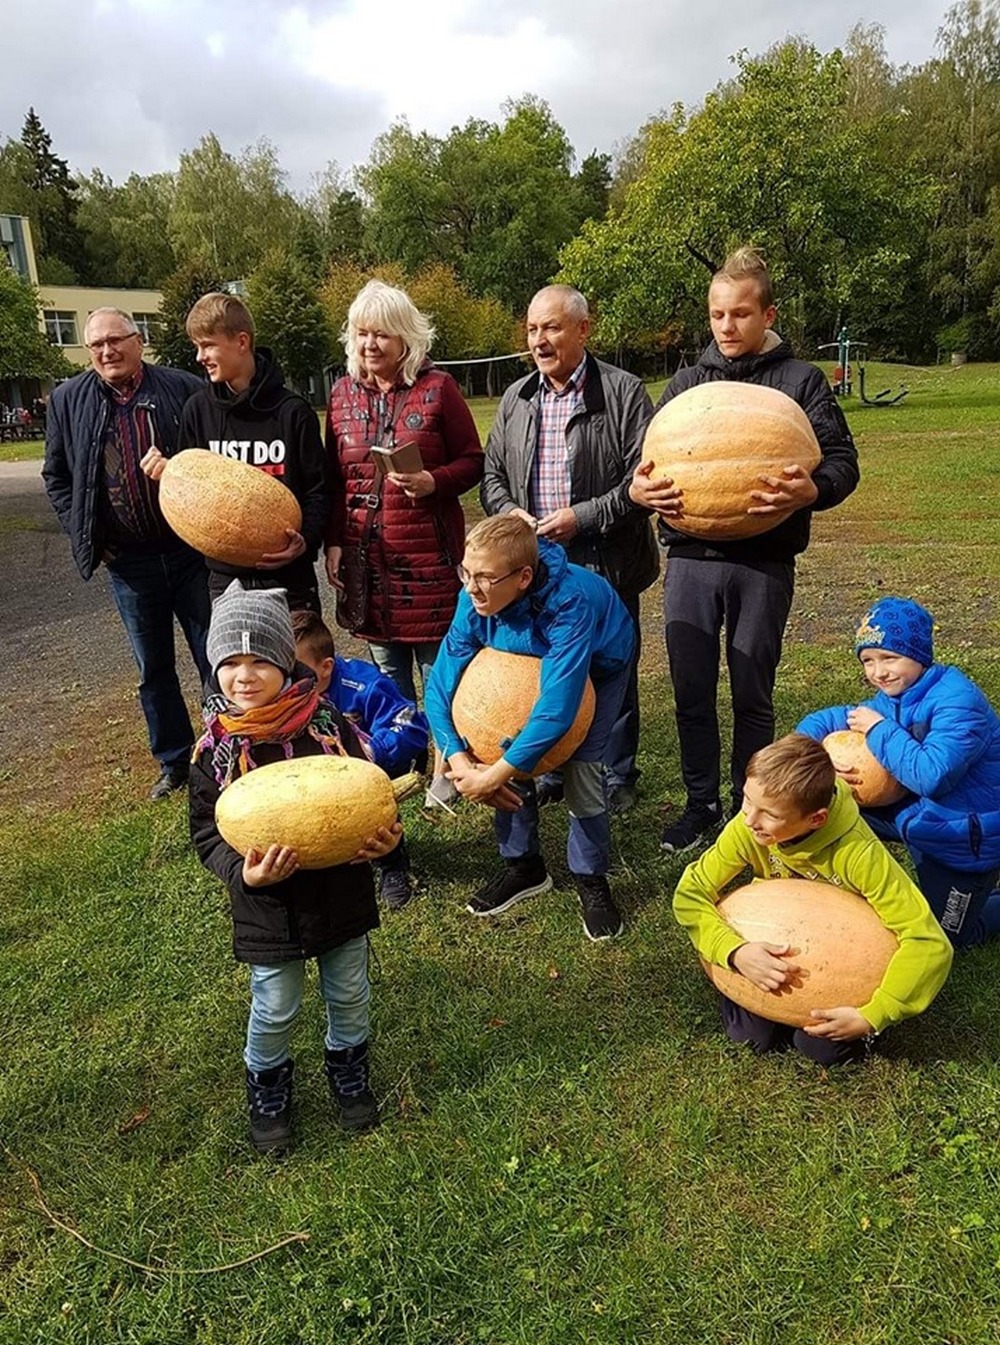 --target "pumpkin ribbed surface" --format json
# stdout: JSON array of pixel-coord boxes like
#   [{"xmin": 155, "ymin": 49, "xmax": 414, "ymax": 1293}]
[
  {"xmin": 700, "ymin": 878, "xmax": 898, "ymax": 1027},
  {"xmin": 452, "ymin": 649, "xmax": 596, "ymax": 777},
  {"xmin": 822, "ymin": 730, "xmax": 907, "ymax": 808},
  {"xmin": 159, "ymin": 449, "xmax": 303, "ymax": 567},
  {"xmin": 643, "ymin": 382, "xmax": 821, "ymax": 540},
  {"xmin": 216, "ymin": 755, "xmax": 398, "ymax": 869}
]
